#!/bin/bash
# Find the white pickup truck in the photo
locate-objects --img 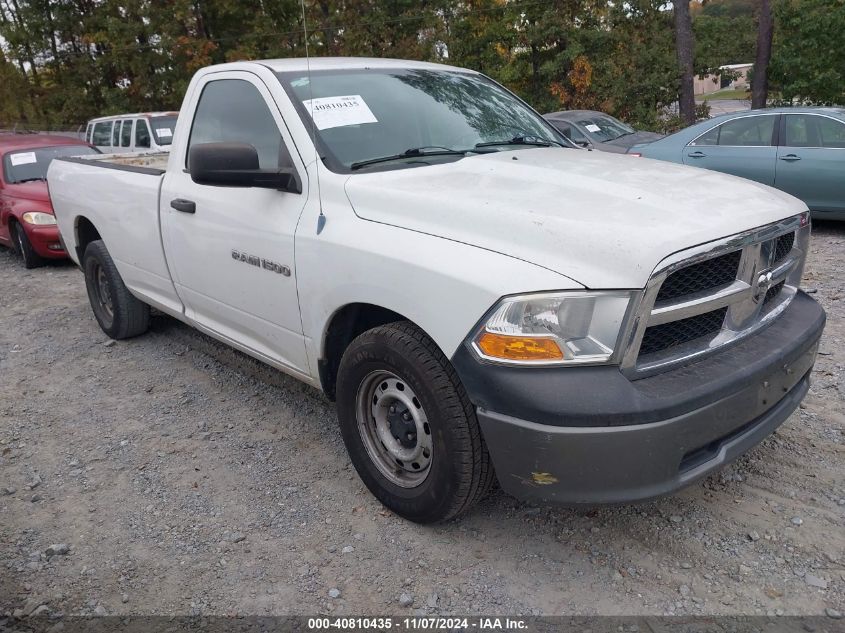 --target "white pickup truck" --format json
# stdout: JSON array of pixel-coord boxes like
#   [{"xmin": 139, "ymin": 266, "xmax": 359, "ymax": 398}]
[{"xmin": 48, "ymin": 58, "xmax": 825, "ymax": 523}]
